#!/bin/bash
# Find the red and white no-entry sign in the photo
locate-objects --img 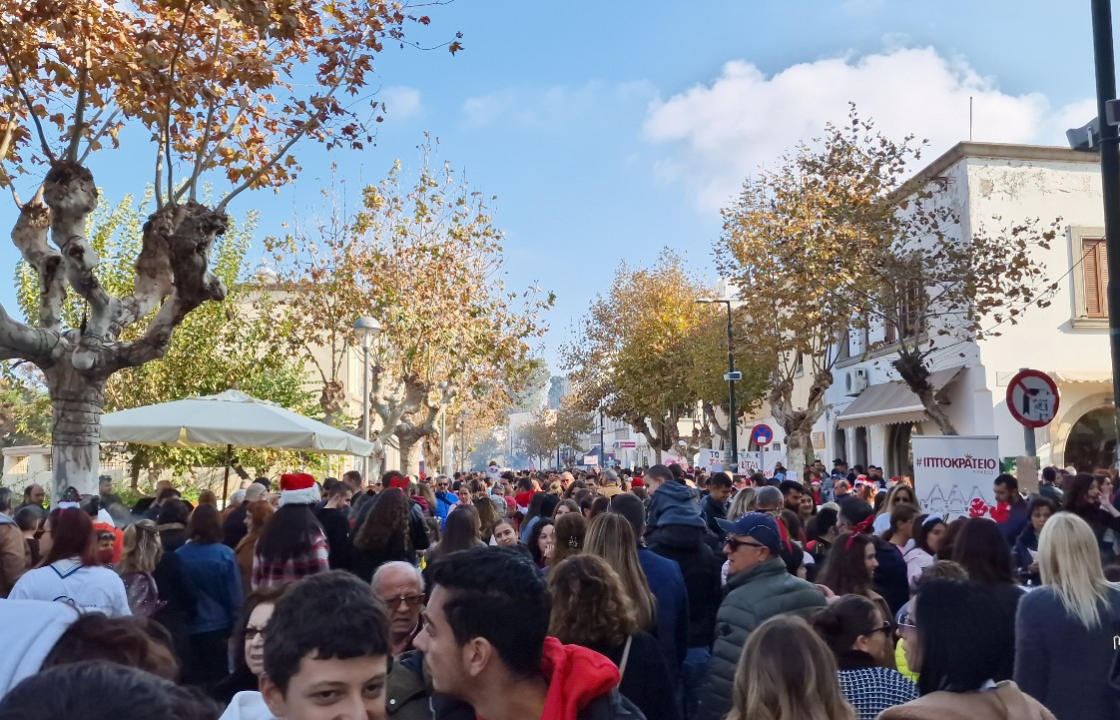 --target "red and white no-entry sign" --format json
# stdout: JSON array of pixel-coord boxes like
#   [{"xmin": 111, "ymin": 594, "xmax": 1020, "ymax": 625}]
[{"xmin": 1005, "ymin": 369, "xmax": 1059, "ymax": 428}]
